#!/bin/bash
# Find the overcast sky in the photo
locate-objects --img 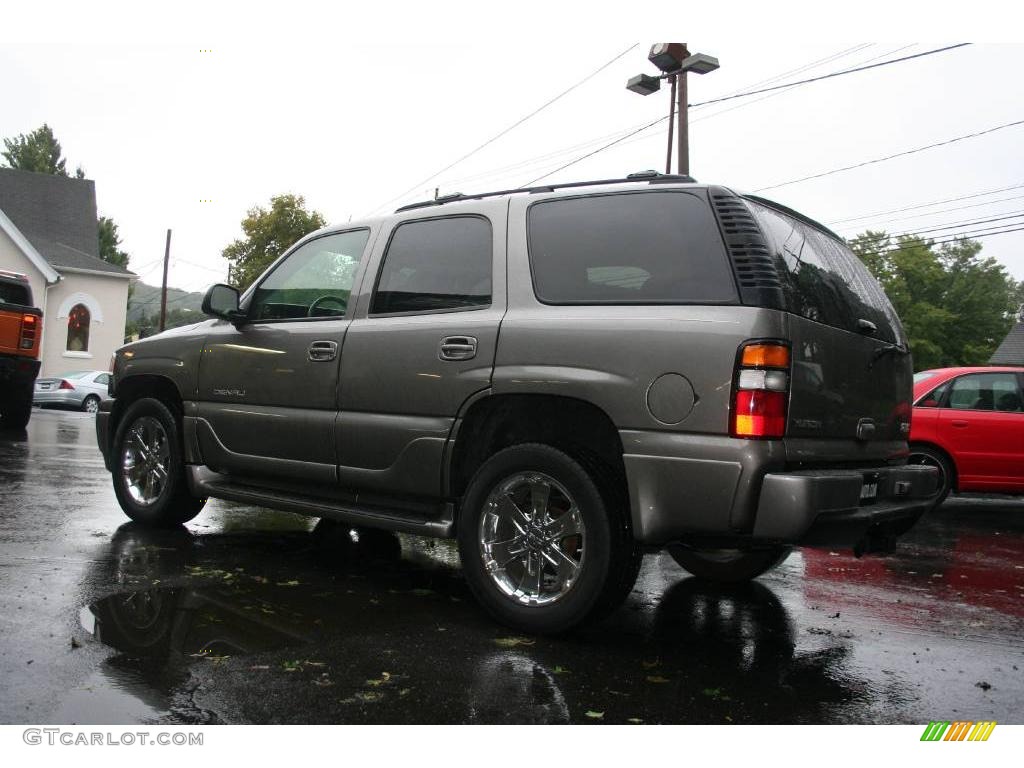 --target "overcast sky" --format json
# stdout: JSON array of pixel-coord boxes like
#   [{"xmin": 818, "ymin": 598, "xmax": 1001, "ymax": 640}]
[{"xmin": 2, "ymin": 4, "xmax": 1023, "ymax": 299}]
